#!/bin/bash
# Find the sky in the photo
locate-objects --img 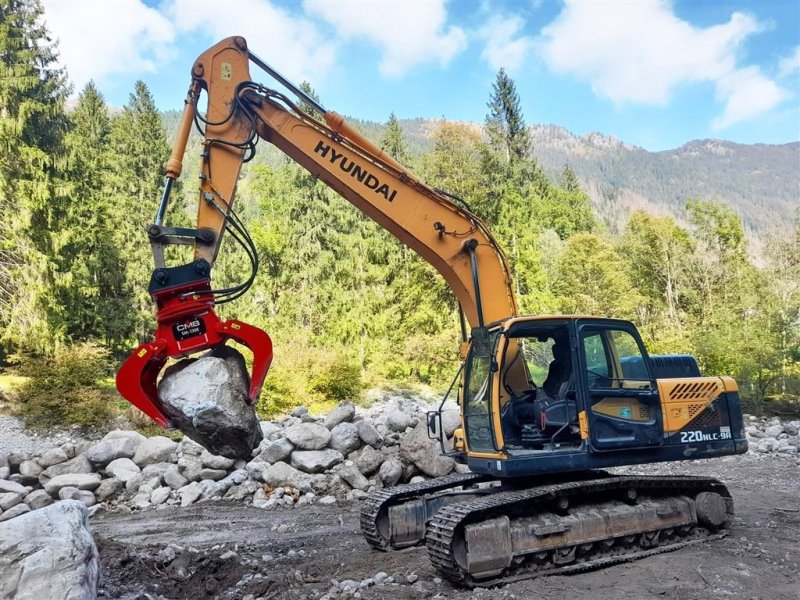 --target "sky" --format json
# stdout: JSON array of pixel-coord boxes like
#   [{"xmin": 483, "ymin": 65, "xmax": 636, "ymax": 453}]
[{"xmin": 40, "ymin": 0, "xmax": 800, "ymax": 152}]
